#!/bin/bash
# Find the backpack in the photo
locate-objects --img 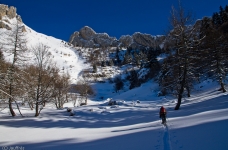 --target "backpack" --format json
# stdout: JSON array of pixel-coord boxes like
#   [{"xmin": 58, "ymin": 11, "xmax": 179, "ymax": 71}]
[{"xmin": 160, "ymin": 107, "xmax": 166, "ymax": 113}]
